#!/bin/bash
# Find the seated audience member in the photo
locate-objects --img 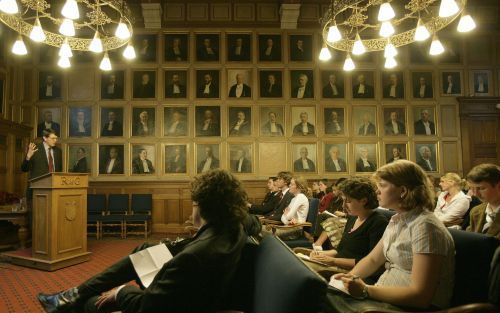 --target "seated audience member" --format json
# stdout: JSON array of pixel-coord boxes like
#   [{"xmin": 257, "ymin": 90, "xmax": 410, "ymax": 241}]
[
  {"xmin": 466, "ymin": 163, "xmax": 500, "ymax": 239},
  {"xmin": 310, "ymin": 179, "xmax": 388, "ymax": 281},
  {"xmin": 330, "ymin": 160, "xmax": 455, "ymax": 311},
  {"xmin": 248, "ymin": 176, "xmax": 280, "ymax": 215},
  {"xmin": 312, "ymin": 181, "xmax": 323, "ymax": 199},
  {"xmin": 313, "ymin": 178, "xmax": 347, "ymax": 239},
  {"xmin": 38, "ymin": 169, "xmax": 251, "ymax": 313},
  {"xmin": 265, "ymin": 171, "xmax": 294, "ymax": 221},
  {"xmin": 318, "ymin": 179, "xmax": 333, "ymax": 213},
  {"xmin": 460, "ymin": 185, "xmax": 482, "ymax": 230},
  {"xmin": 434, "ymin": 173, "xmax": 471, "ymax": 228},
  {"xmin": 281, "ymin": 177, "xmax": 310, "ymax": 225}
]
